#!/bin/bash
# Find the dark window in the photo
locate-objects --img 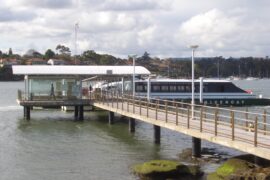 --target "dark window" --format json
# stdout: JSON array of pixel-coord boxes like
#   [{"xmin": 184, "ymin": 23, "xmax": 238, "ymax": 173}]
[
  {"xmin": 161, "ymin": 85, "xmax": 169, "ymax": 92},
  {"xmin": 170, "ymin": 85, "xmax": 177, "ymax": 92}
]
